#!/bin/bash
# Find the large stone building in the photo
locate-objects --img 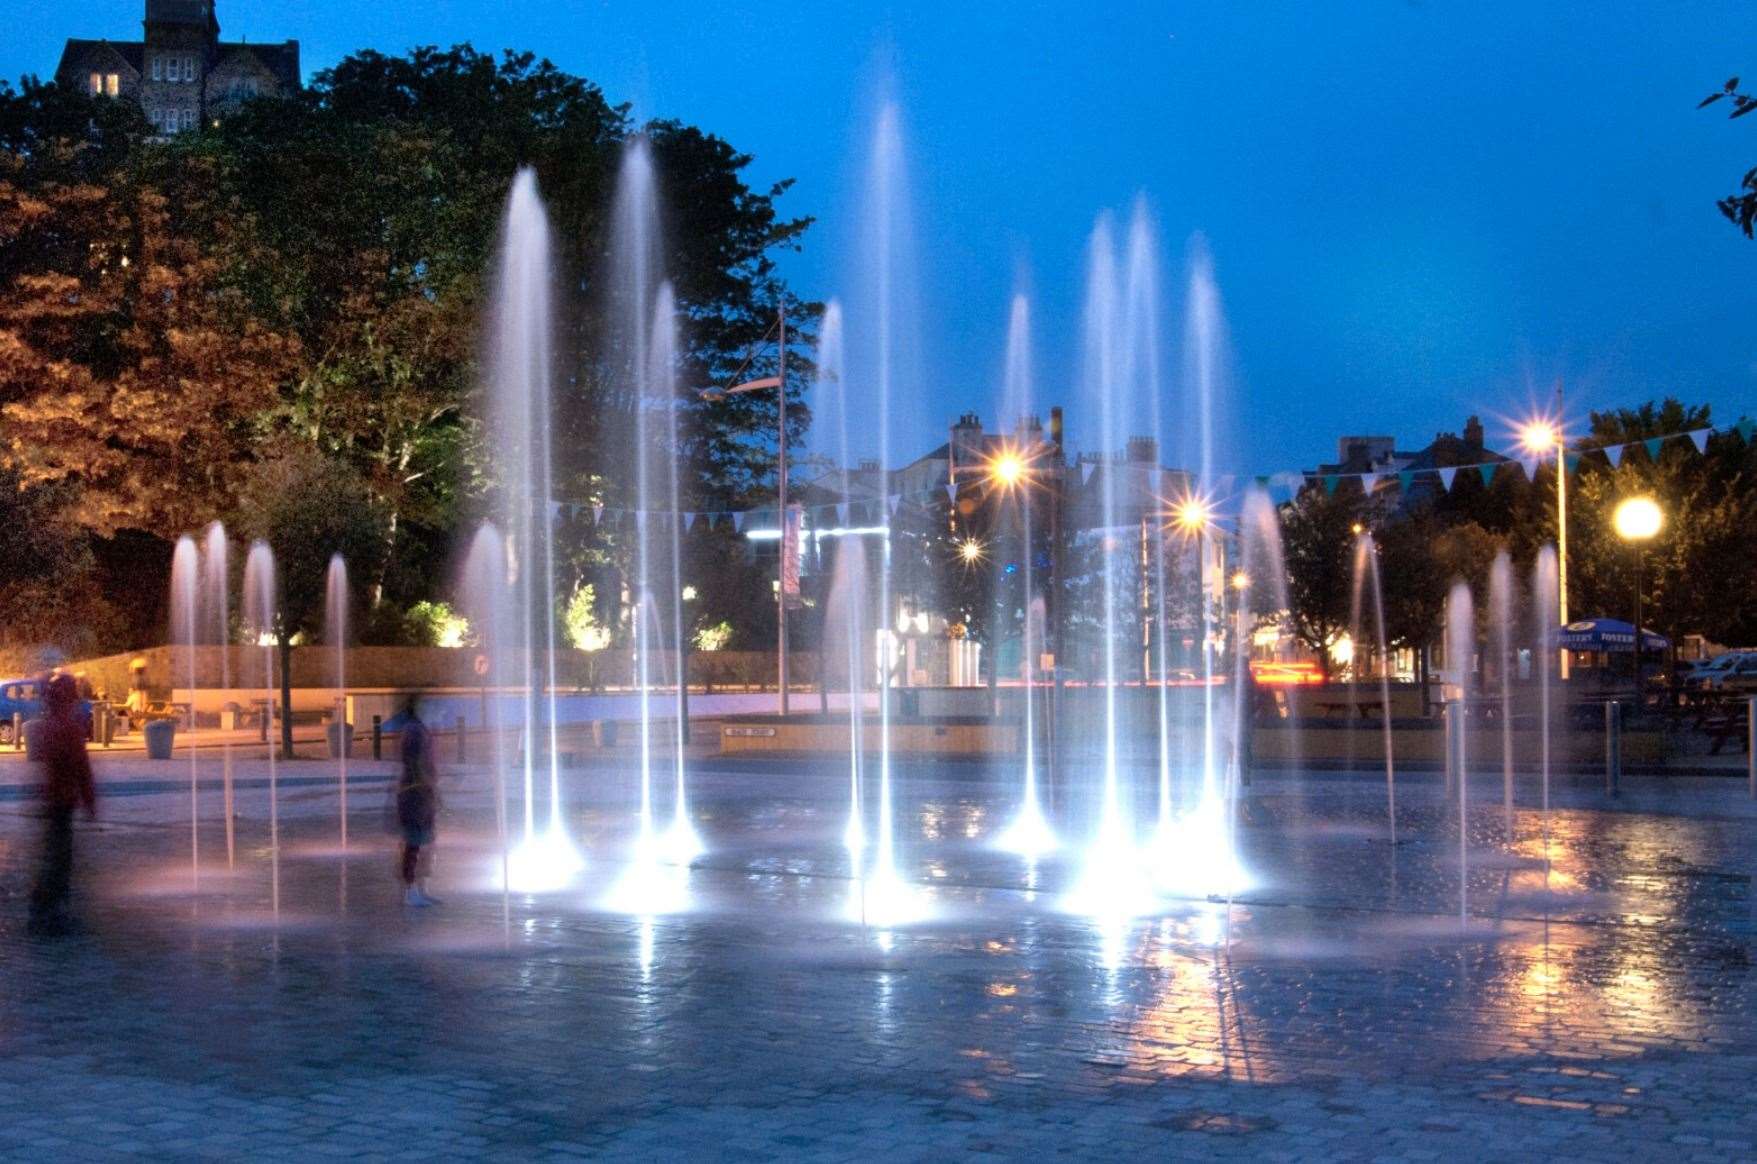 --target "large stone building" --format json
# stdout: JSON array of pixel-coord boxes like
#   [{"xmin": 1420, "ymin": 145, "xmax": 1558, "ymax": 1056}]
[{"xmin": 54, "ymin": 1, "xmax": 300, "ymax": 135}]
